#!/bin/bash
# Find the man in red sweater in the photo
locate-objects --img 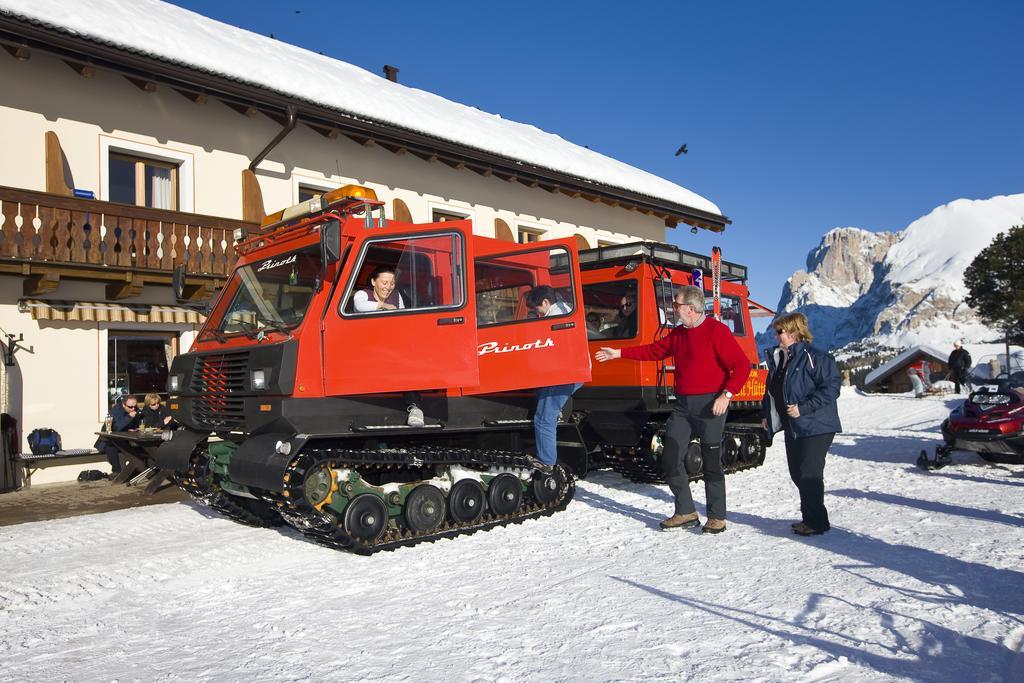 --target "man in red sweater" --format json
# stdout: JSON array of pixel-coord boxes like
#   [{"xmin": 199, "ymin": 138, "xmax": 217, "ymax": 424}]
[{"xmin": 596, "ymin": 285, "xmax": 750, "ymax": 534}]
